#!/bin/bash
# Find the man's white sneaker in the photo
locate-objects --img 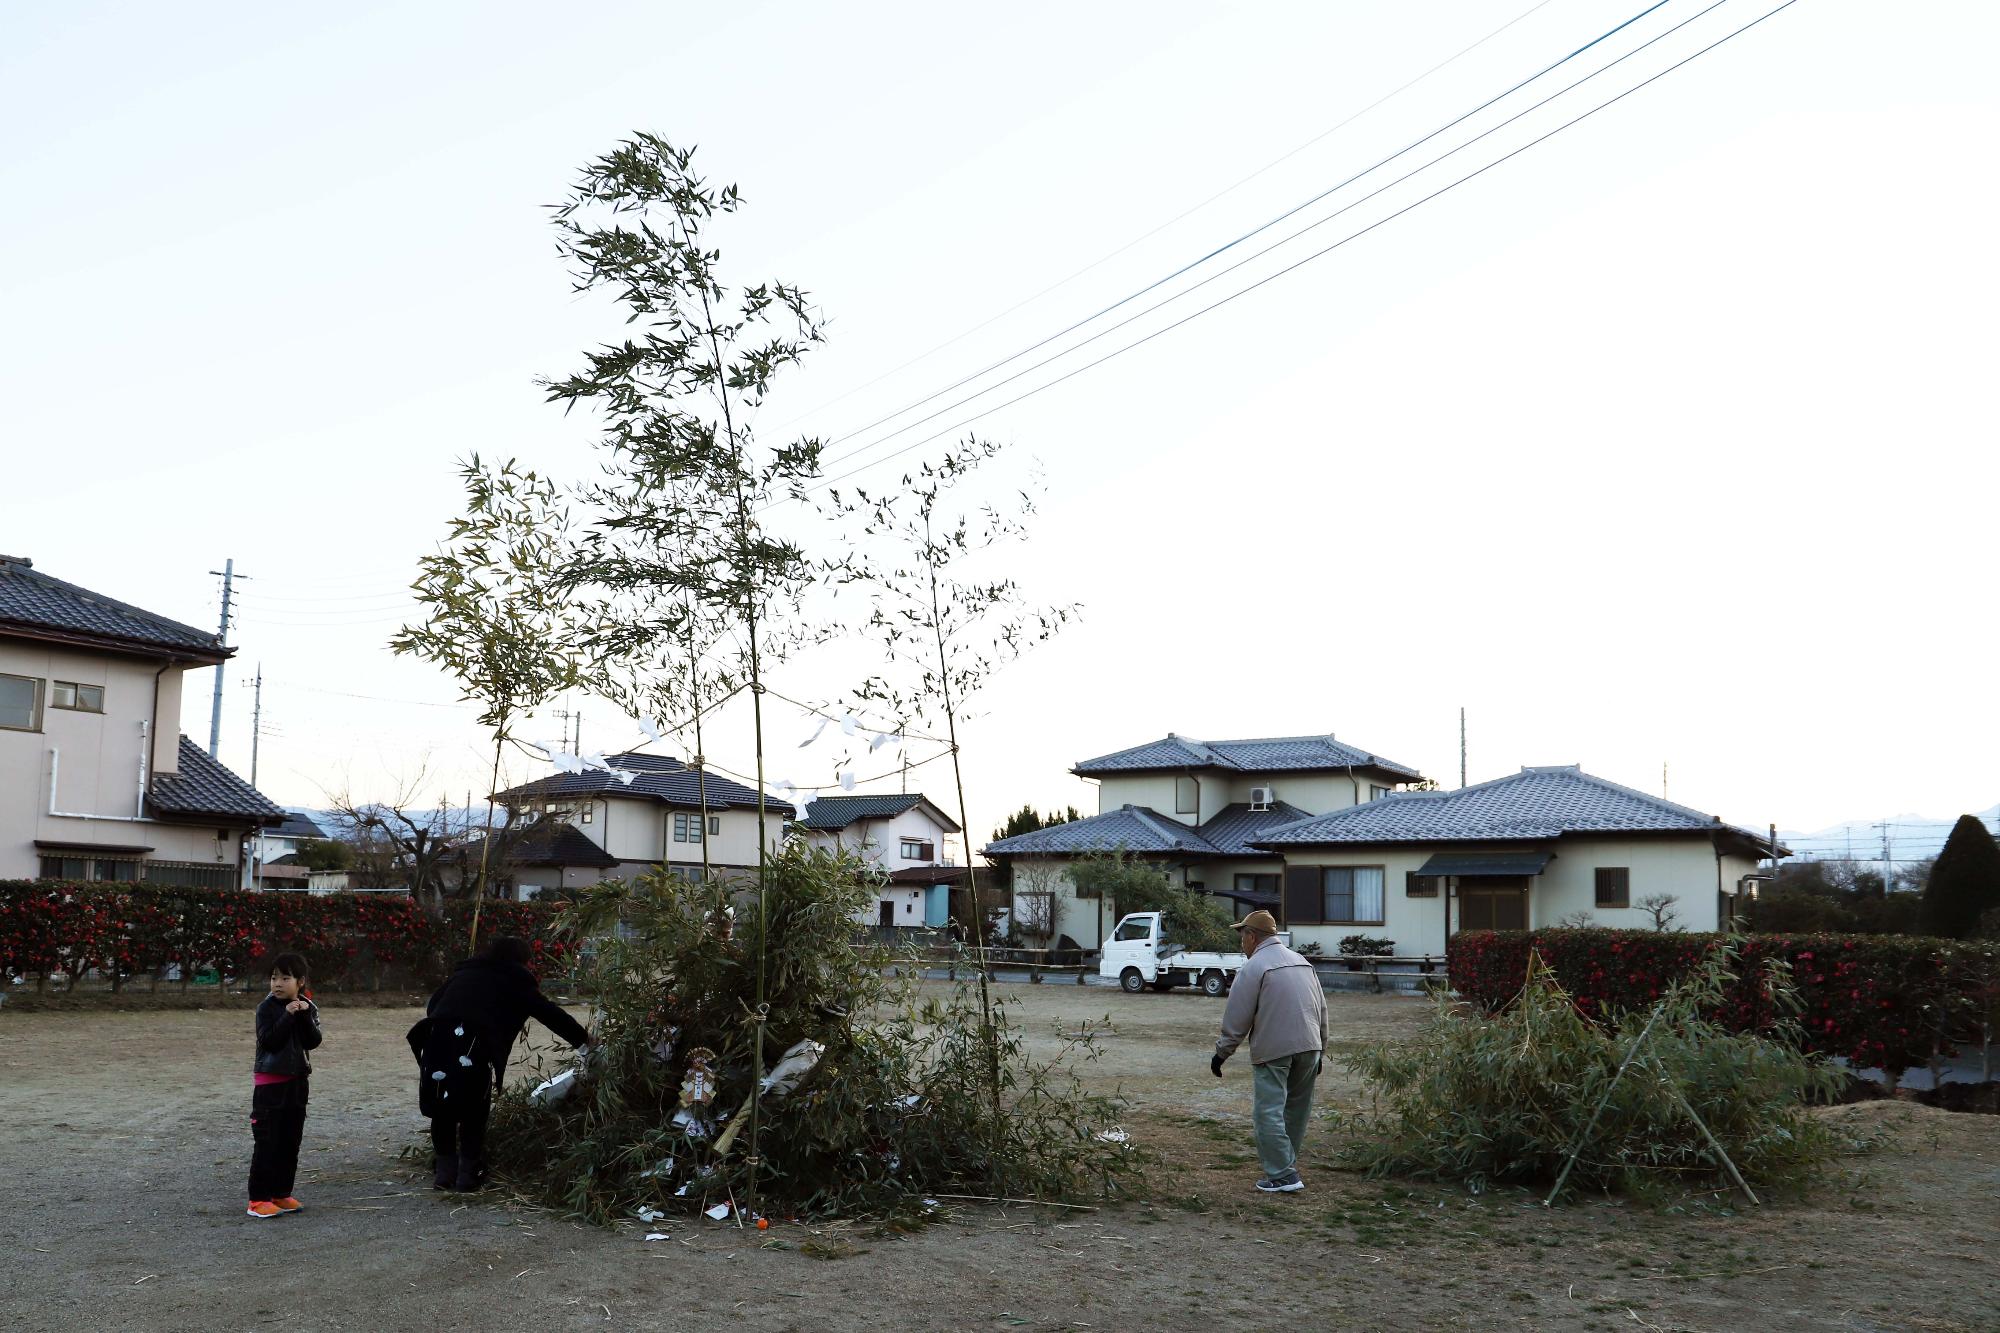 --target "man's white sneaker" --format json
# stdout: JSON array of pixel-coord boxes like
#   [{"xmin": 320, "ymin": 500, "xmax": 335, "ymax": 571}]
[{"xmin": 1254, "ymin": 1173, "xmax": 1305, "ymax": 1194}]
